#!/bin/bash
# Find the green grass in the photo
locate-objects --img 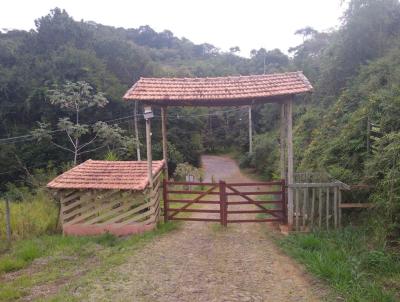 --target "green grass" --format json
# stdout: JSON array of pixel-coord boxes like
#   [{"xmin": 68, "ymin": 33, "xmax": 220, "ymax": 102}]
[
  {"xmin": 277, "ymin": 227, "xmax": 400, "ymax": 302},
  {"xmin": 0, "ymin": 221, "xmax": 179, "ymax": 302},
  {"xmin": 0, "ymin": 189, "xmax": 59, "ymax": 244}
]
